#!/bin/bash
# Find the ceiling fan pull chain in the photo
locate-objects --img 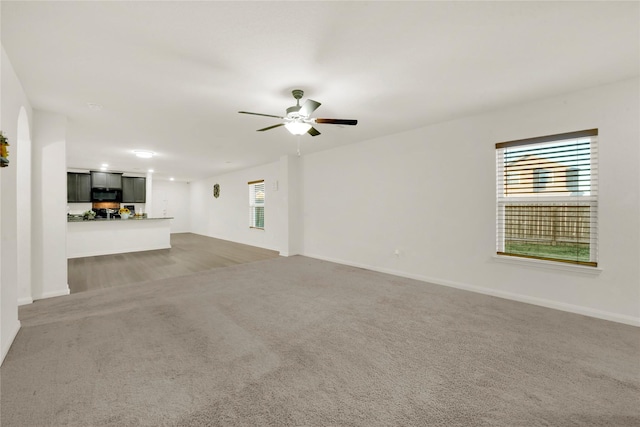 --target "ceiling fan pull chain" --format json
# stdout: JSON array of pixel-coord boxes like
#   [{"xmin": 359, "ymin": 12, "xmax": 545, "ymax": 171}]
[{"xmin": 297, "ymin": 136, "xmax": 301, "ymax": 157}]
